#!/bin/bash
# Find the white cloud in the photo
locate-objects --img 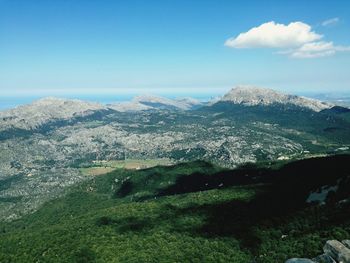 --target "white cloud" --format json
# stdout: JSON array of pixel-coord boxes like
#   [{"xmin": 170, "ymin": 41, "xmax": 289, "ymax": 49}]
[
  {"xmin": 288, "ymin": 42, "xmax": 350, "ymax": 58},
  {"xmin": 322, "ymin": 17, "xmax": 339, "ymax": 27},
  {"xmin": 225, "ymin": 21, "xmax": 322, "ymax": 48},
  {"xmin": 290, "ymin": 41, "xmax": 336, "ymax": 58},
  {"xmin": 225, "ymin": 21, "xmax": 350, "ymax": 59}
]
